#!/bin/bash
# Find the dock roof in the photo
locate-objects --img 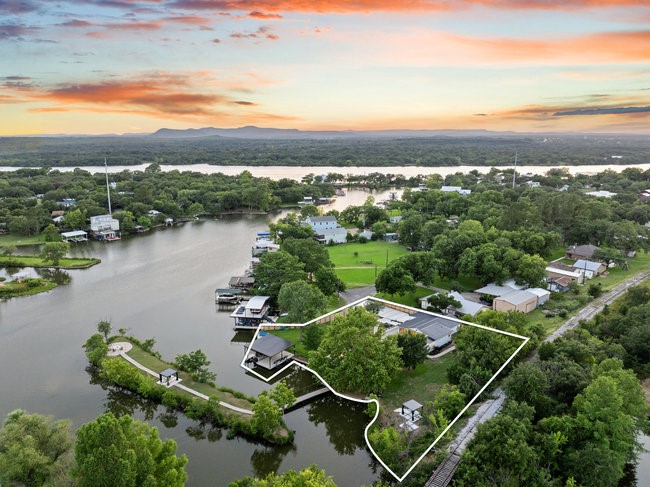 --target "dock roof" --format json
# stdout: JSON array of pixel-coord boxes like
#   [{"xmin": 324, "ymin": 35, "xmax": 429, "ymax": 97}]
[{"xmin": 250, "ymin": 335, "xmax": 294, "ymax": 357}]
